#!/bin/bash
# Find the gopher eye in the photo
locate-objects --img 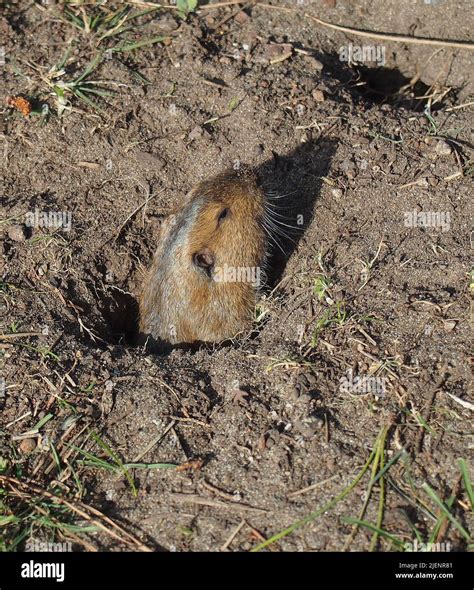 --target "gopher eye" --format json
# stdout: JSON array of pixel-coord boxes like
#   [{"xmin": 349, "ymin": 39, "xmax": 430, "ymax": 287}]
[{"xmin": 217, "ymin": 208, "xmax": 230, "ymax": 224}]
